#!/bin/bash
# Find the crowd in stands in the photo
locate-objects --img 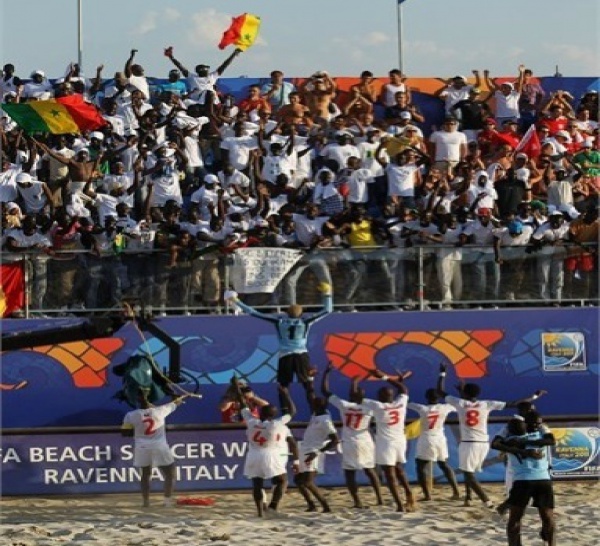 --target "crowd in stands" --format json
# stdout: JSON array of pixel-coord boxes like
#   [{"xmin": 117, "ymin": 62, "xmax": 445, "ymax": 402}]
[{"xmin": 0, "ymin": 52, "xmax": 598, "ymax": 316}]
